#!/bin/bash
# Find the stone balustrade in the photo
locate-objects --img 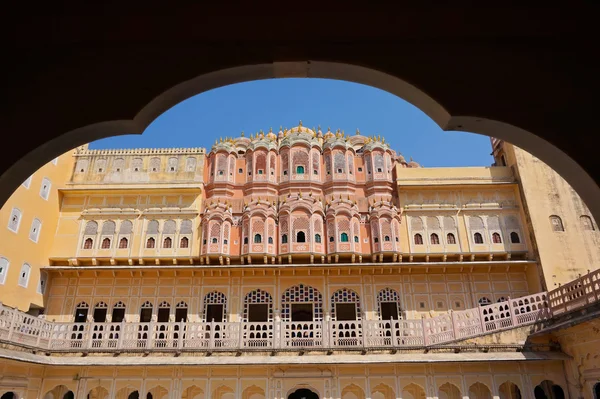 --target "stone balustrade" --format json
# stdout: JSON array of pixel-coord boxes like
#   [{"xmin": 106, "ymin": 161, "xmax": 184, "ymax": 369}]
[{"xmin": 0, "ymin": 269, "xmax": 598, "ymax": 354}]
